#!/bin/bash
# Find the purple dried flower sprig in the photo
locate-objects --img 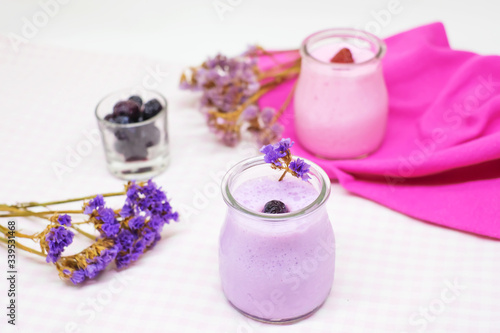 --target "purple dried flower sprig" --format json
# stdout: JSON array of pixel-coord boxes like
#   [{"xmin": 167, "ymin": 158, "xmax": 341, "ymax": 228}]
[
  {"xmin": 260, "ymin": 138, "xmax": 311, "ymax": 182},
  {"xmin": 180, "ymin": 46, "xmax": 301, "ymax": 147},
  {"xmin": 41, "ymin": 224, "xmax": 75, "ymax": 263},
  {"xmin": 58, "ymin": 180, "xmax": 179, "ymax": 284},
  {"xmin": 56, "ymin": 238, "xmax": 118, "ymax": 284},
  {"xmin": 0, "ymin": 180, "xmax": 178, "ymax": 286}
]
